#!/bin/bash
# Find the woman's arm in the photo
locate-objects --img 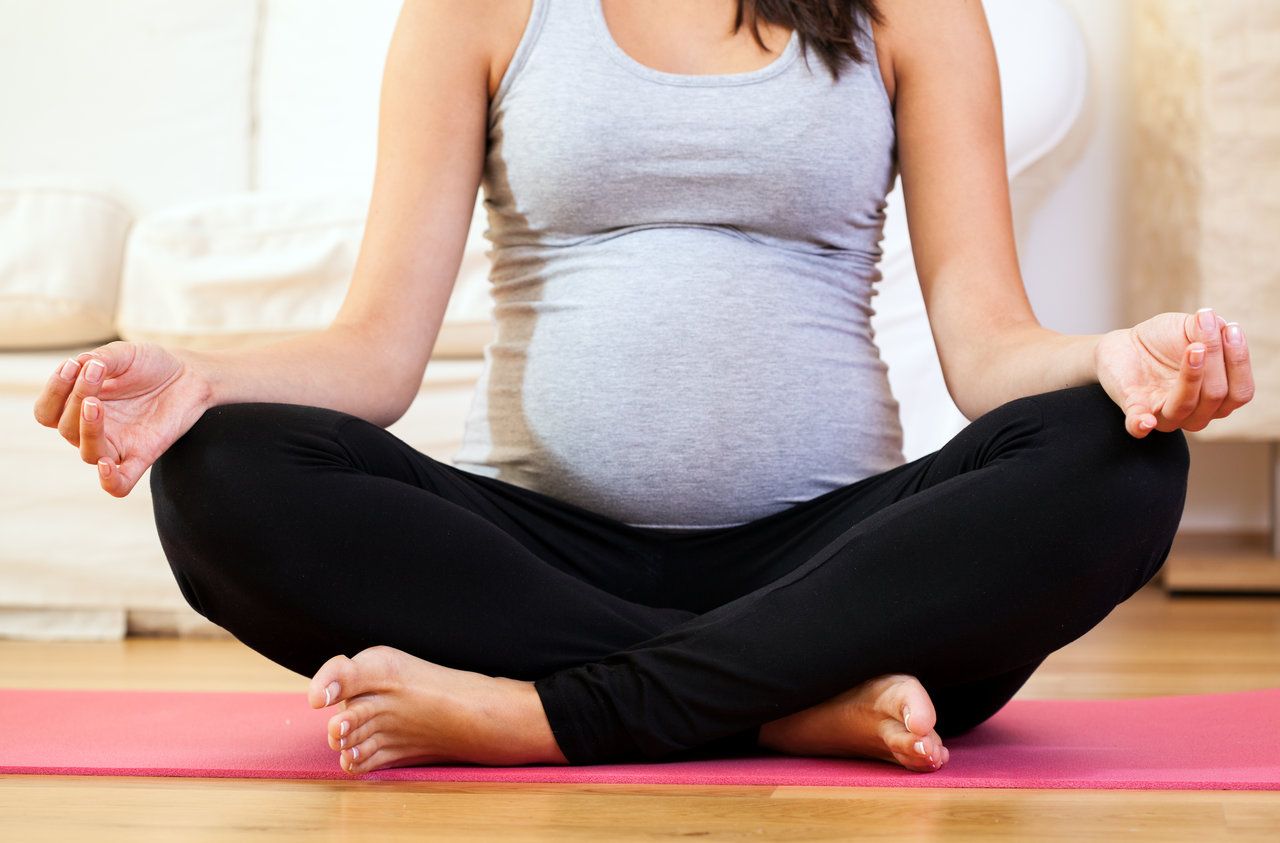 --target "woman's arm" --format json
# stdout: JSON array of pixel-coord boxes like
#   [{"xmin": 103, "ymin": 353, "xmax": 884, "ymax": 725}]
[
  {"xmin": 877, "ymin": 0, "xmax": 1090, "ymax": 421},
  {"xmin": 180, "ymin": 0, "xmax": 497, "ymax": 428},
  {"xmin": 880, "ymin": 0, "xmax": 1253, "ymax": 434}
]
